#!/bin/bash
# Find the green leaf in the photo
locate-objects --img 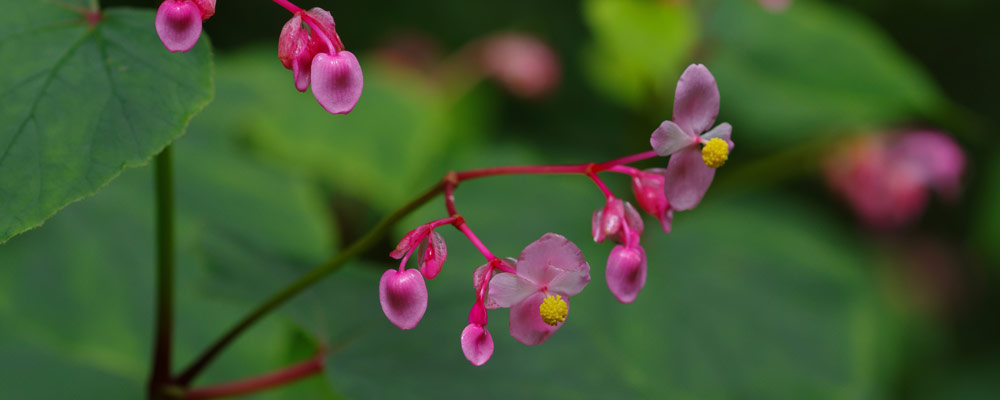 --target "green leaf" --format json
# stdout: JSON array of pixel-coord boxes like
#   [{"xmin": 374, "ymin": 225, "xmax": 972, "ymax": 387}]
[
  {"xmin": 0, "ymin": 4, "xmax": 213, "ymax": 243},
  {"xmin": 582, "ymin": 0, "xmax": 698, "ymax": 107},
  {"xmin": 974, "ymin": 156, "xmax": 1000, "ymax": 267},
  {"xmin": 0, "ymin": 125, "xmax": 336, "ymax": 398},
  {"xmin": 301, "ymin": 146, "xmax": 896, "ymax": 399},
  {"xmin": 707, "ymin": 0, "xmax": 944, "ymax": 150}
]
